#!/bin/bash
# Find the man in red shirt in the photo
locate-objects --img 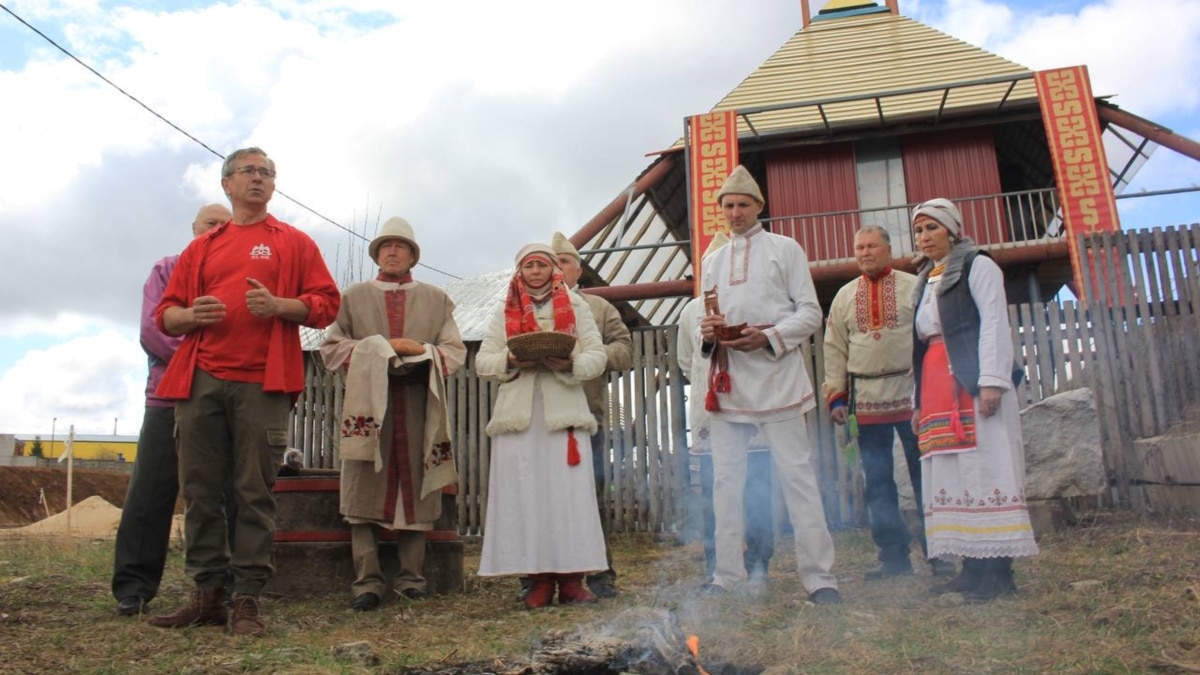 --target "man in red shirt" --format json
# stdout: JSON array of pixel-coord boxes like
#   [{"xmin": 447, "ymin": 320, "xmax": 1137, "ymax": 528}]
[{"xmin": 149, "ymin": 147, "xmax": 340, "ymax": 636}]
